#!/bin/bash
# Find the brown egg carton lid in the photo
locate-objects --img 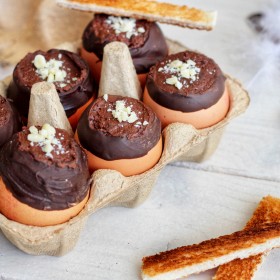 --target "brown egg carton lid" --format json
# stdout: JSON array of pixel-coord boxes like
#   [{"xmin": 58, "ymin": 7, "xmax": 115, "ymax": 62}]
[{"xmin": 0, "ymin": 40, "xmax": 249, "ymax": 256}]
